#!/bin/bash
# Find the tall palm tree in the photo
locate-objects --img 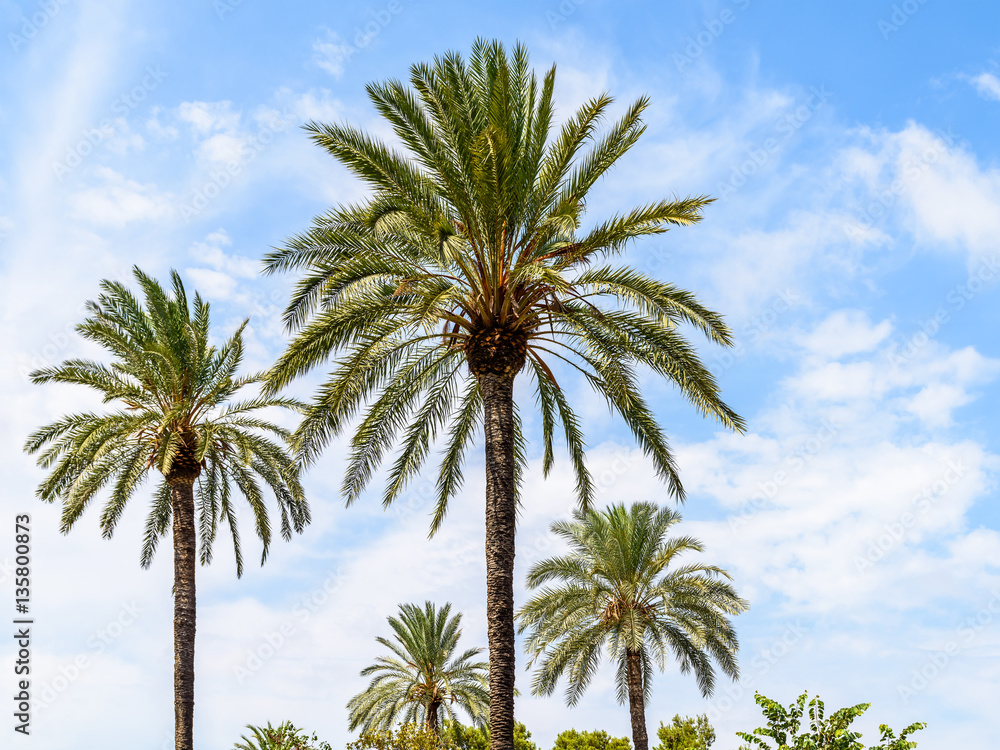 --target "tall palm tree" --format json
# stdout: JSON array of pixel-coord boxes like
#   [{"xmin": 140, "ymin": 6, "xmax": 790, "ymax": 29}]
[
  {"xmin": 23, "ymin": 268, "xmax": 310, "ymax": 750},
  {"xmin": 517, "ymin": 502, "xmax": 748, "ymax": 750},
  {"xmin": 348, "ymin": 601, "xmax": 490, "ymax": 734},
  {"xmin": 262, "ymin": 40, "xmax": 744, "ymax": 750}
]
